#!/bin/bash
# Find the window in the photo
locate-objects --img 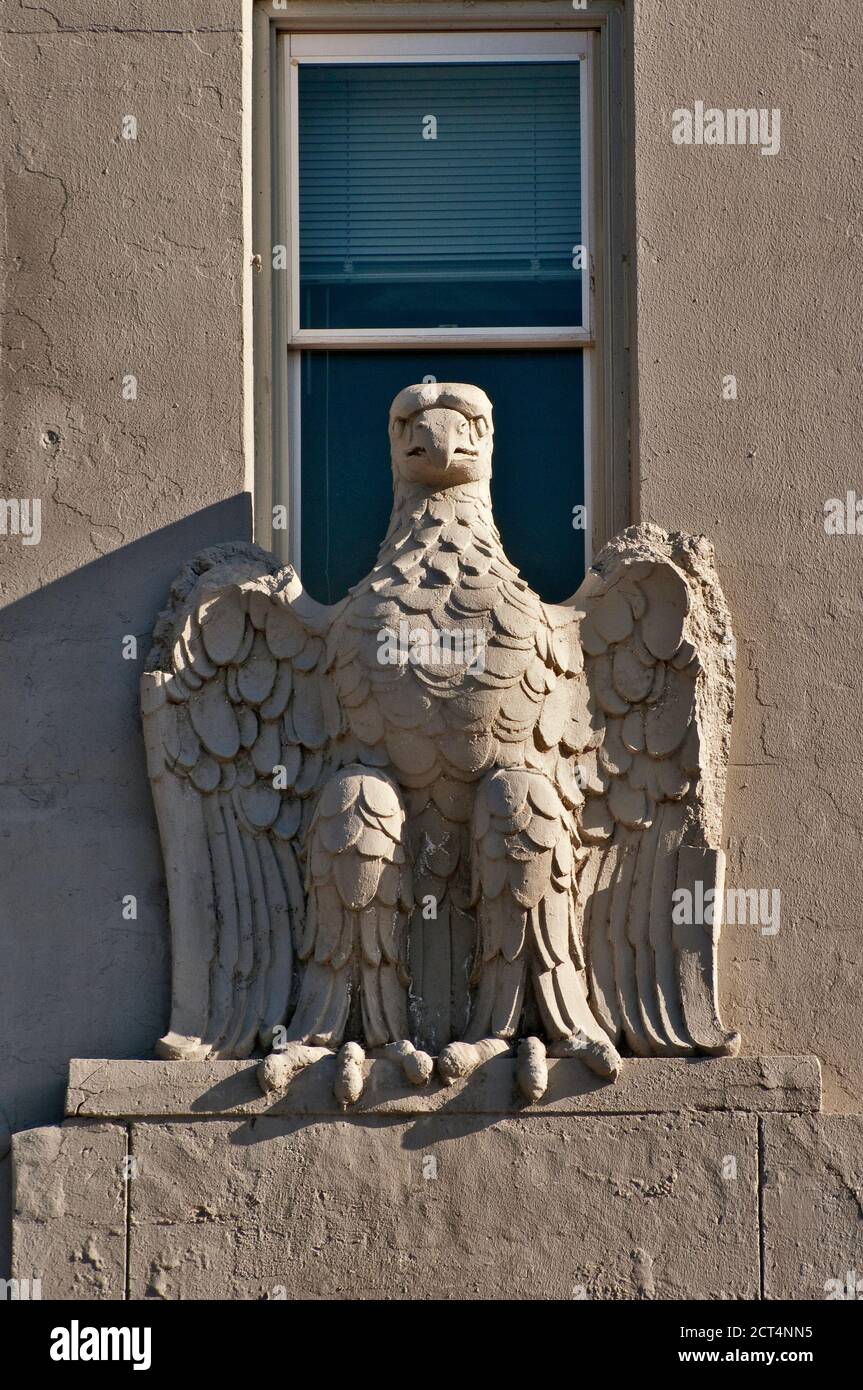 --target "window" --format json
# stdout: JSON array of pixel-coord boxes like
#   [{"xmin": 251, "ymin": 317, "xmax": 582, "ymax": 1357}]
[
  {"xmin": 296, "ymin": 54, "xmax": 586, "ymax": 330},
  {"xmin": 254, "ymin": 15, "xmax": 629, "ymax": 606}
]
